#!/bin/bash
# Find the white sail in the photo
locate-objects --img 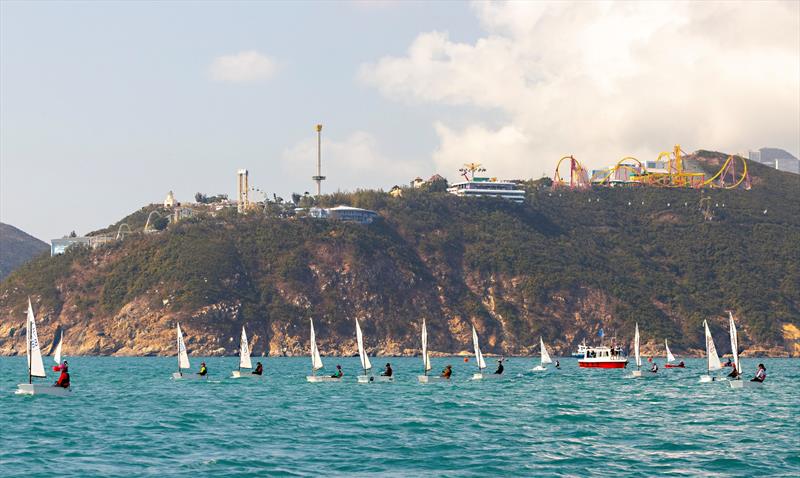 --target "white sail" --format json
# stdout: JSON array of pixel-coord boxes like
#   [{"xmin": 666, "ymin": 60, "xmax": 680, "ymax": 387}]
[
  {"xmin": 176, "ymin": 323, "xmax": 190, "ymax": 370},
  {"xmin": 310, "ymin": 318, "xmax": 323, "ymax": 371},
  {"xmin": 355, "ymin": 319, "xmax": 372, "ymax": 372},
  {"xmin": 421, "ymin": 319, "xmax": 432, "ymax": 372},
  {"xmin": 704, "ymin": 320, "xmax": 722, "ymax": 371},
  {"xmin": 472, "ymin": 325, "xmax": 487, "ymax": 370},
  {"xmin": 540, "ymin": 337, "xmax": 552, "ymax": 365},
  {"xmin": 239, "ymin": 326, "xmax": 252, "ymax": 370},
  {"xmin": 665, "ymin": 339, "xmax": 676, "ymax": 362},
  {"xmin": 53, "ymin": 329, "xmax": 63, "ymax": 364},
  {"xmin": 728, "ymin": 312, "xmax": 740, "ymax": 374},
  {"xmin": 27, "ymin": 299, "xmax": 46, "ymax": 378},
  {"xmin": 634, "ymin": 323, "xmax": 641, "ymax": 368}
]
